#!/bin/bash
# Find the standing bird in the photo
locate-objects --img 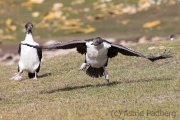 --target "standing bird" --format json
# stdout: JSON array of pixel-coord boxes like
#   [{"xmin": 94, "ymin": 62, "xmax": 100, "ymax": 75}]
[
  {"xmin": 170, "ymin": 35, "xmax": 175, "ymax": 41},
  {"xmin": 9, "ymin": 22, "xmax": 42, "ymax": 80},
  {"xmin": 22, "ymin": 37, "xmax": 171, "ymax": 82}
]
